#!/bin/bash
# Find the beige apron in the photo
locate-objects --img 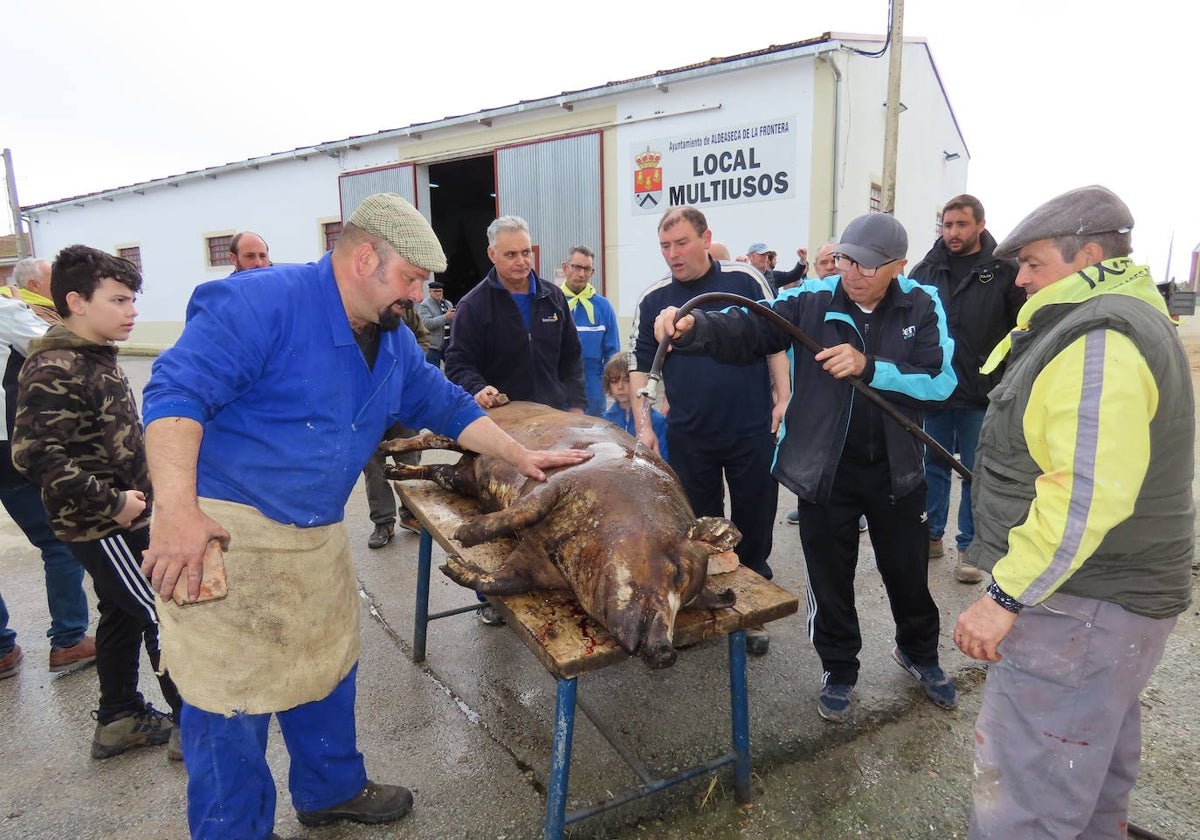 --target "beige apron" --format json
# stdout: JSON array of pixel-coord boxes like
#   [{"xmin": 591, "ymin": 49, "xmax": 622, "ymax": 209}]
[{"xmin": 157, "ymin": 498, "xmax": 360, "ymax": 715}]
